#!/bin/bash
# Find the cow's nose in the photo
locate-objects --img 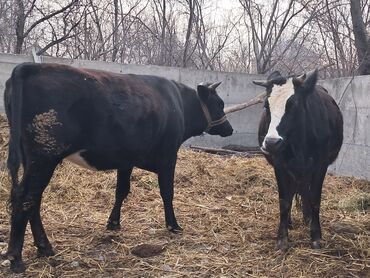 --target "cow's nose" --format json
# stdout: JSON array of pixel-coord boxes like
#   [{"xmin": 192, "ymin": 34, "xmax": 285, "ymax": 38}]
[
  {"xmin": 264, "ymin": 137, "xmax": 283, "ymax": 152},
  {"xmin": 220, "ymin": 126, "xmax": 233, "ymax": 137}
]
